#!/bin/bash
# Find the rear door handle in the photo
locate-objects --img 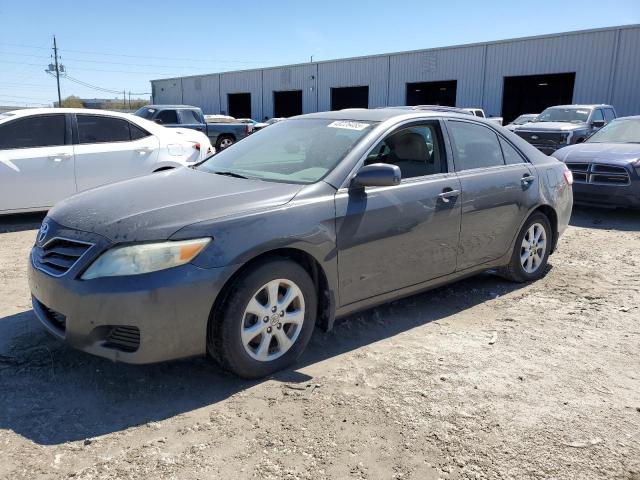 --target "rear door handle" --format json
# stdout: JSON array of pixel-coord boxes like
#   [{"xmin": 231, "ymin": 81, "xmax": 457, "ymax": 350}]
[
  {"xmin": 521, "ymin": 174, "xmax": 536, "ymax": 185},
  {"xmin": 136, "ymin": 147, "xmax": 153, "ymax": 154},
  {"xmin": 438, "ymin": 189, "xmax": 460, "ymax": 203}
]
